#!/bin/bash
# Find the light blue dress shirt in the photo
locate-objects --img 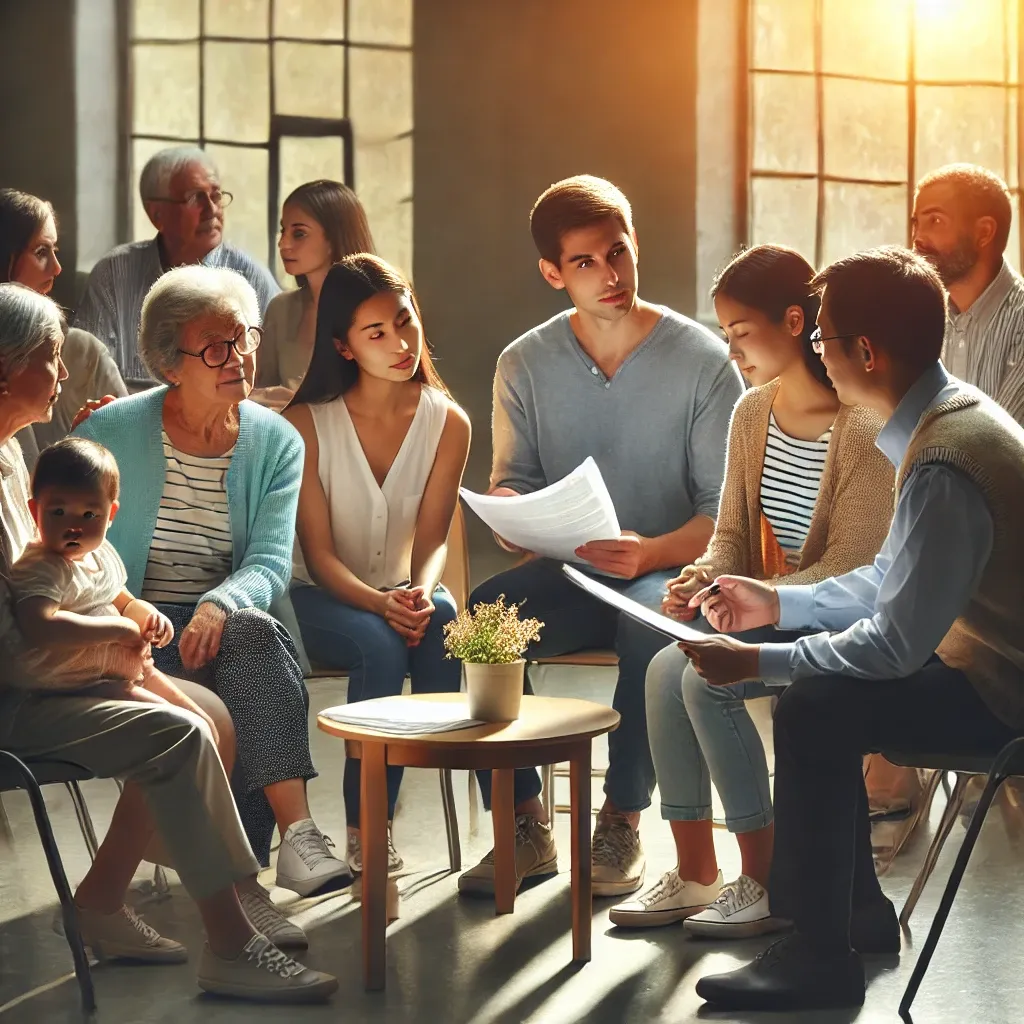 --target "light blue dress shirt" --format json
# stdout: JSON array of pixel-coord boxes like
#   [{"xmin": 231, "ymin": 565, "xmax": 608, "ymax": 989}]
[{"xmin": 758, "ymin": 362, "xmax": 994, "ymax": 684}]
